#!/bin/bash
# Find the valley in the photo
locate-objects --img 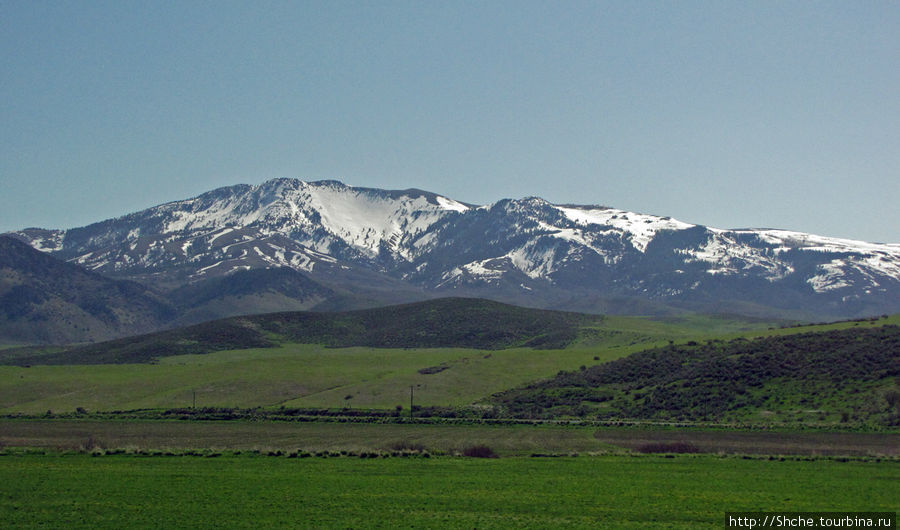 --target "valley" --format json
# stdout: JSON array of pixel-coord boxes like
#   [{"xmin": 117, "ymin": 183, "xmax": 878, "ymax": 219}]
[
  {"xmin": 2, "ymin": 181, "xmax": 899, "ymax": 528},
  {"xmin": 6, "ymin": 2, "xmax": 899, "ymax": 525},
  {"xmin": 0, "ymin": 299, "xmax": 796, "ymax": 416},
  {"xmin": 1, "ymin": 295, "xmax": 897, "ymax": 529}
]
